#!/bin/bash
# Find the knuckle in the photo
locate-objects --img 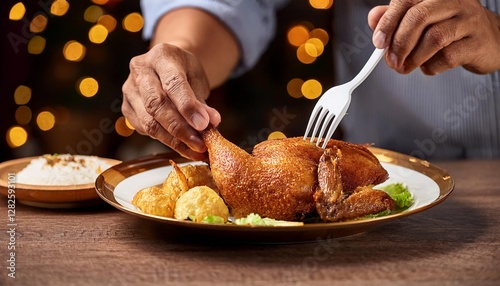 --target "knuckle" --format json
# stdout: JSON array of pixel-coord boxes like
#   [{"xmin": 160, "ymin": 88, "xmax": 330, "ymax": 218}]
[
  {"xmin": 163, "ymin": 73, "xmax": 186, "ymax": 94},
  {"xmin": 143, "ymin": 117, "xmax": 161, "ymax": 139},
  {"xmin": 129, "ymin": 54, "xmax": 146, "ymax": 72},
  {"xmin": 439, "ymin": 49, "xmax": 457, "ymax": 68},
  {"xmin": 143, "ymin": 89, "xmax": 164, "ymax": 115},
  {"xmin": 425, "ymin": 27, "xmax": 448, "ymax": 49},
  {"xmin": 391, "ymin": 37, "xmax": 406, "ymax": 53},
  {"xmin": 405, "ymin": 6, "xmax": 430, "ymax": 26}
]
